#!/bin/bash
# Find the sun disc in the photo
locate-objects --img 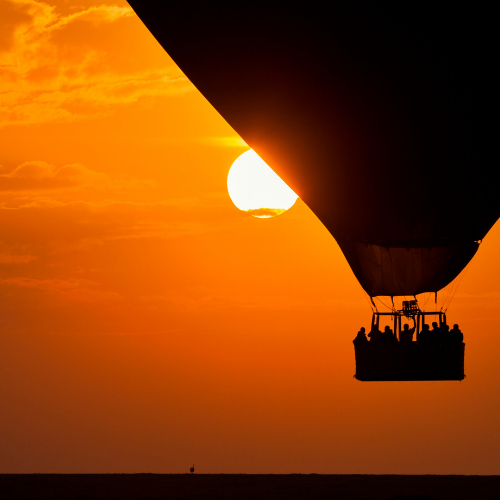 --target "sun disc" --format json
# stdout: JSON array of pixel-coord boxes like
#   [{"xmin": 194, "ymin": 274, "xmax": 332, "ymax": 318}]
[{"xmin": 227, "ymin": 150, "xmax": 298, "ymax": 218}]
